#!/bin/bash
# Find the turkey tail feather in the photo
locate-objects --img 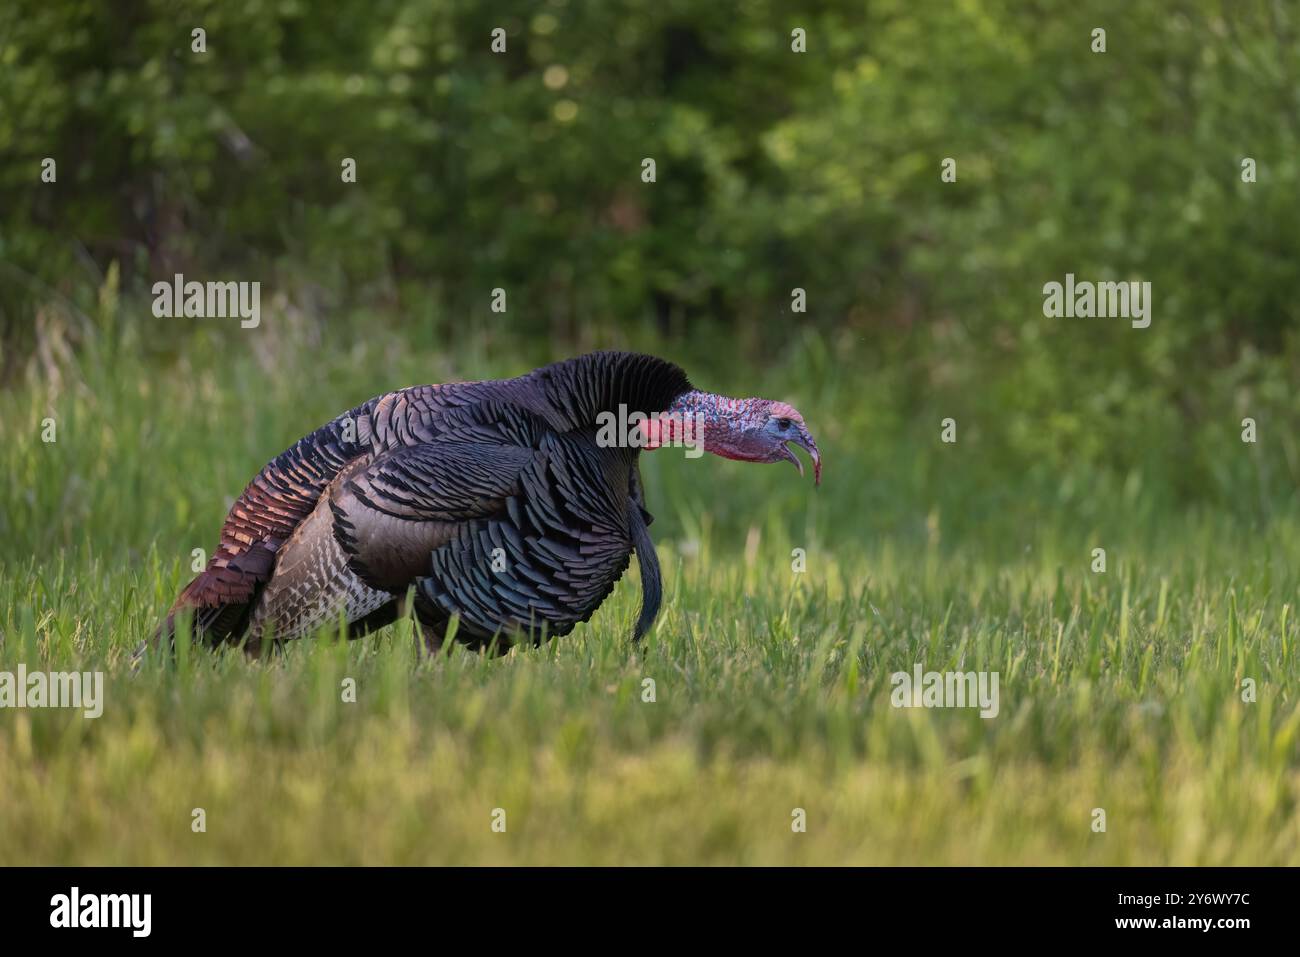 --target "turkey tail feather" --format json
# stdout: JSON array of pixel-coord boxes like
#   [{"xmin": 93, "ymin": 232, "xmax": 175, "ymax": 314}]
[{"xmin": 138, "ymin": 545, "xmax": 273, "ymax": 660}]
